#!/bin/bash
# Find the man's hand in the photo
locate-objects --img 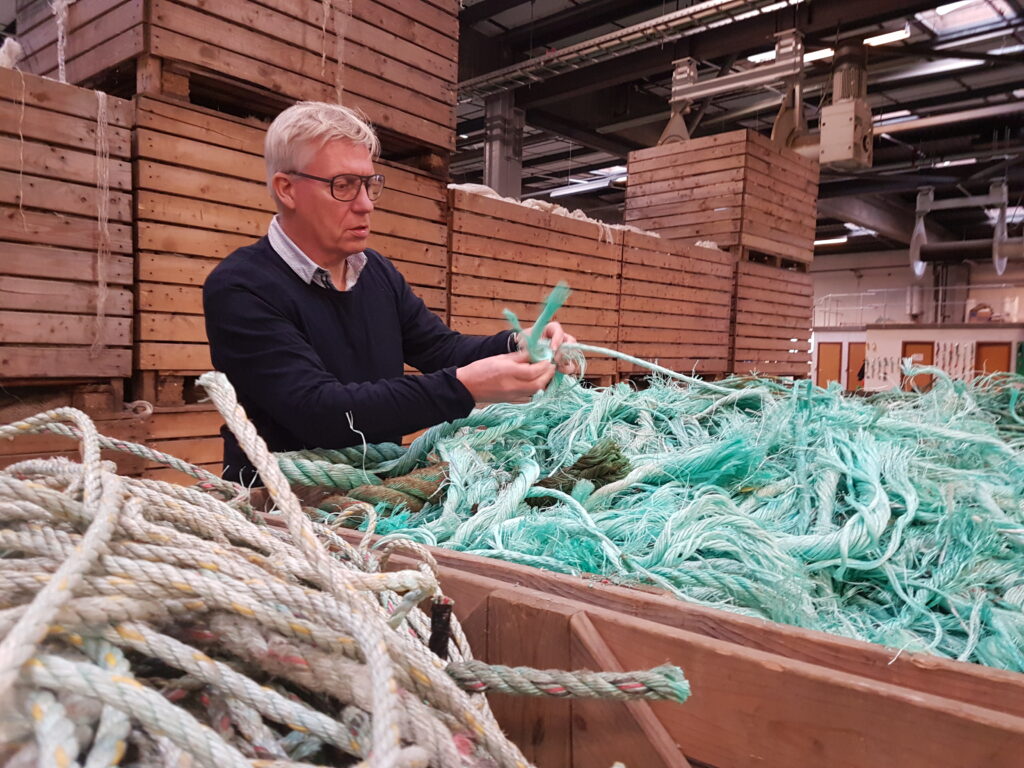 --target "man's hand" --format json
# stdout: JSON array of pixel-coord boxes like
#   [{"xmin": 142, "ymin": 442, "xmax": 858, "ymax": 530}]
[
  {"xmin": 519, "ymin": 321, "xmax": 579, "ymax": 374},
  {"xmin": 456, "ymin": 350, "xmax": 557, "ymax": 405}
]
